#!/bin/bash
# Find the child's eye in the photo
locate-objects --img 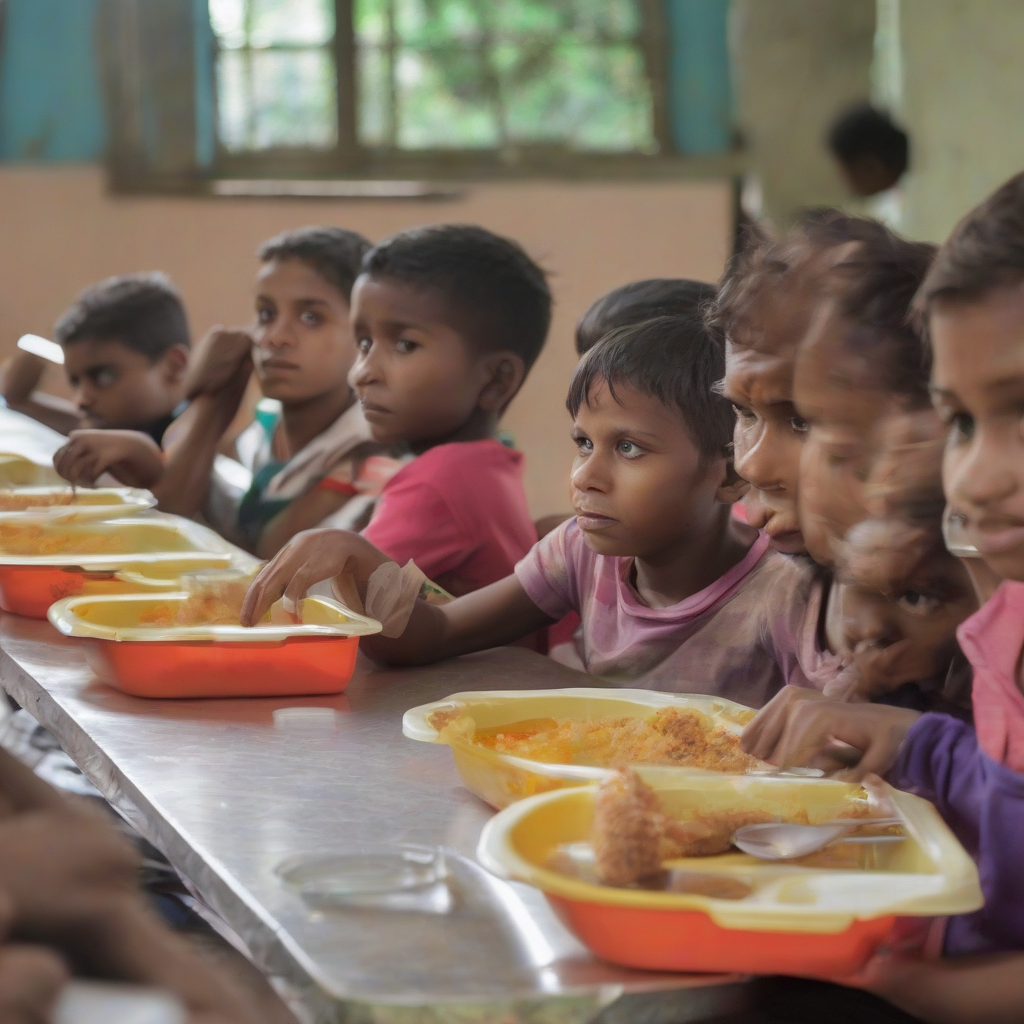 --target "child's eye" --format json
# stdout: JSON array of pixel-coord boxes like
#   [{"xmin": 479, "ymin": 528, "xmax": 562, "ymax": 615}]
[
  {"xmin": 790, "ymin": 415, "xmax": 809, "ymax": 435},
  {"xmin": 617, "ymin": 440, "xmax": 643, "ymax": 458},
  {"xmin": 256, "ymin": 307, "xmax": 274, "ymax": 324},
  {"xmin": 396, "ymin": 338, "xmax": 419, "ymax": 354},
  {"xmin": 356, "ymin": 337, "xmax": 372, "ymax": 354},
  {"xmin": 300, "ymin": 311, "xmax": 321, "ymax": 327},
  {"xmin": 91, "ymin": 368, "xmax": 118, "ymax": 389},
  {"xmin": 948, "ymin": 412, "xmax": 975, "ymax": 443},
  {"xmin": 730, "ymin": 402, "xmax": 755, "ymax": 422},
  {"xmin": 572, "ymin": 434, "xmax": 593, "ymax": 454},
  {"xmin": 897, "ymin": 590, "xmax": 942, "ymax": 615}
]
